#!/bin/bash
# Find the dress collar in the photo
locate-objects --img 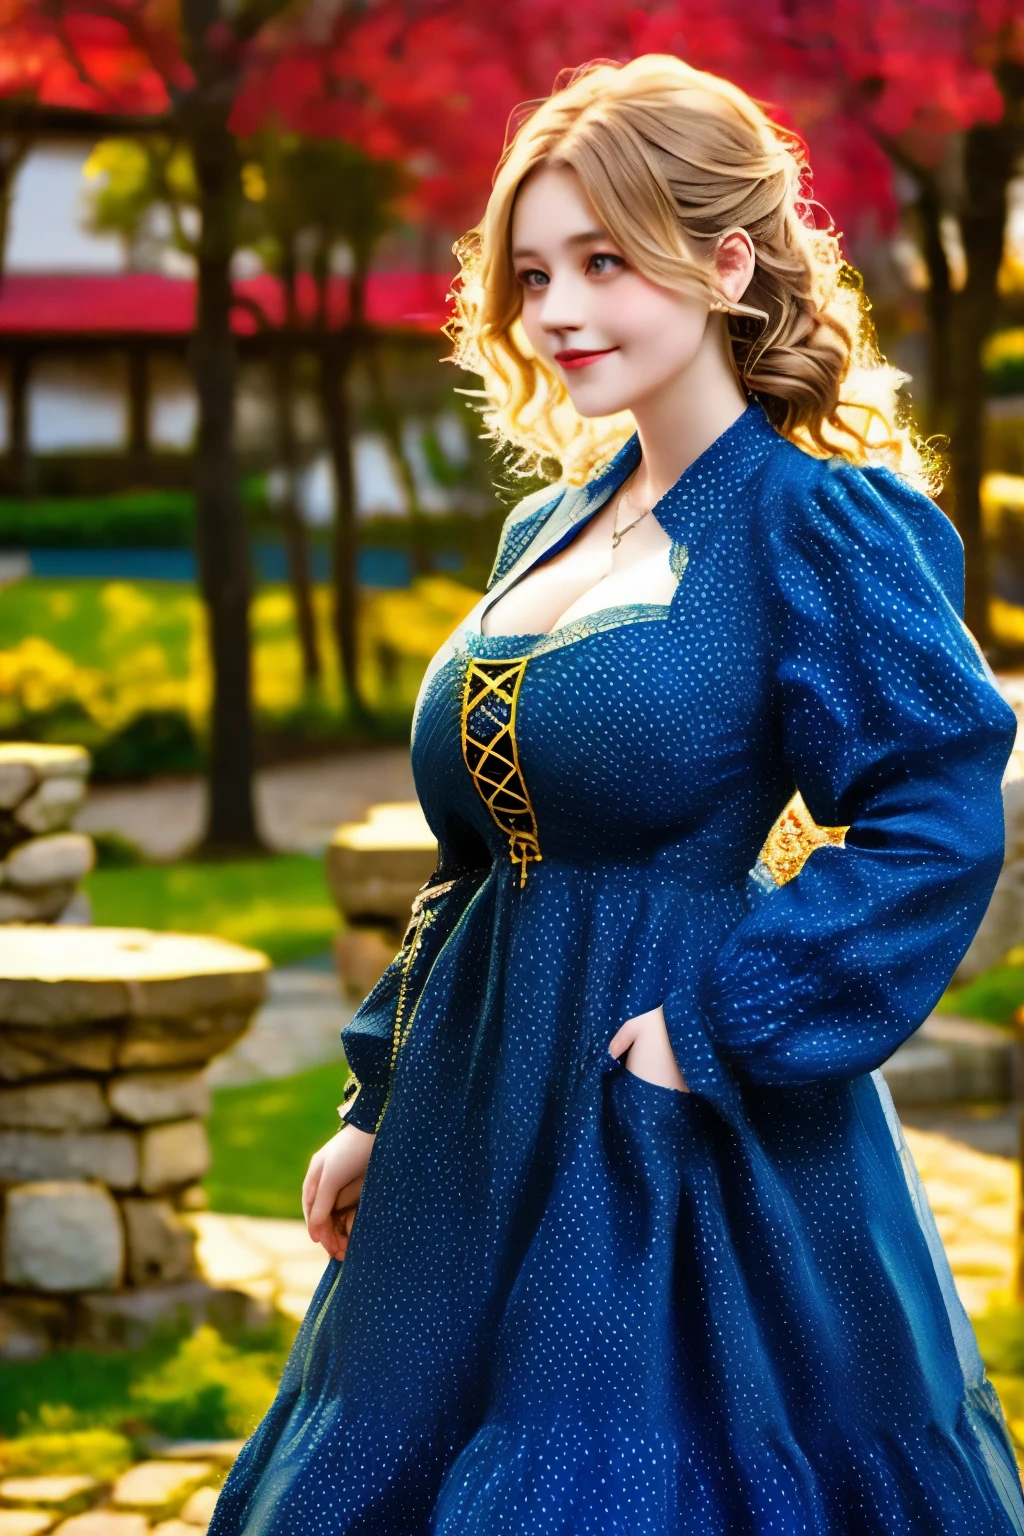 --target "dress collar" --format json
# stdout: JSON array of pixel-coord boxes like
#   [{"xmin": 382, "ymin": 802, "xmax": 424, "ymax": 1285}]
[{"xmin": 582, "ymin": 396, "xmax": 782, "ymax": 539}]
